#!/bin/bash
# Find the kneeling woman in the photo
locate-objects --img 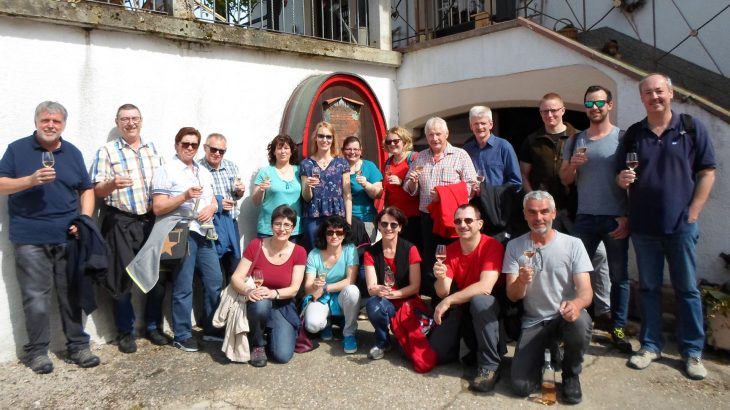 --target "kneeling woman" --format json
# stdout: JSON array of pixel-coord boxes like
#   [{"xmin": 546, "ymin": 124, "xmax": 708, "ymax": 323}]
[
  {"xmin": 303, "ymin": 215, "xmax": 361, "ymax": 354},
  {"xmin": 231, "ymin": 205, "xmax": 306, "ymax": 367}
]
